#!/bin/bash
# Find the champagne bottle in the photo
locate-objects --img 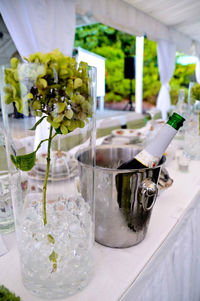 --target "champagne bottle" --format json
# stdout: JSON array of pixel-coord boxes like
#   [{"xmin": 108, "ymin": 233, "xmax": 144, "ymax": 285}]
[{"xmin": 118, "ymin": 112, "xmax": 185, "ymax": 170}]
